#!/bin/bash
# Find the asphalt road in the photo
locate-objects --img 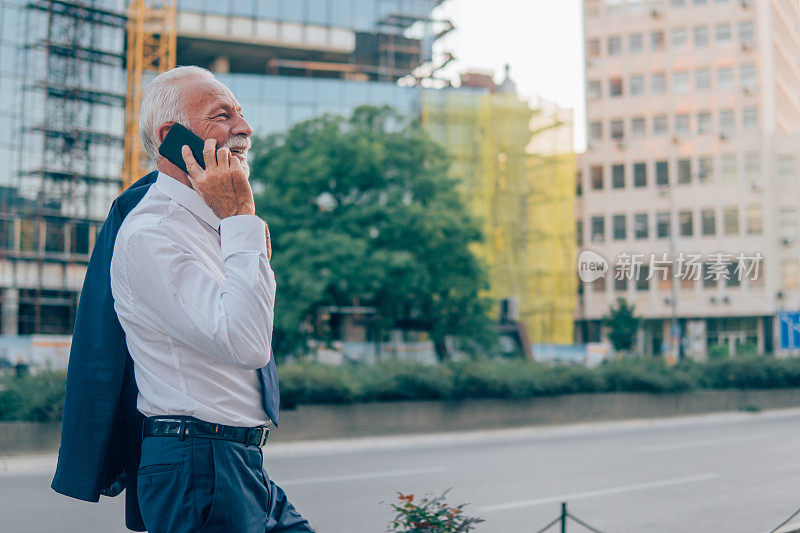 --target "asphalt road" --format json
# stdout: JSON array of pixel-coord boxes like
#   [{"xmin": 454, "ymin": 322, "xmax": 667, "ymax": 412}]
[{"xmin": 2, "ymin": 409, "xmax": 800, "ymax": 533}]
